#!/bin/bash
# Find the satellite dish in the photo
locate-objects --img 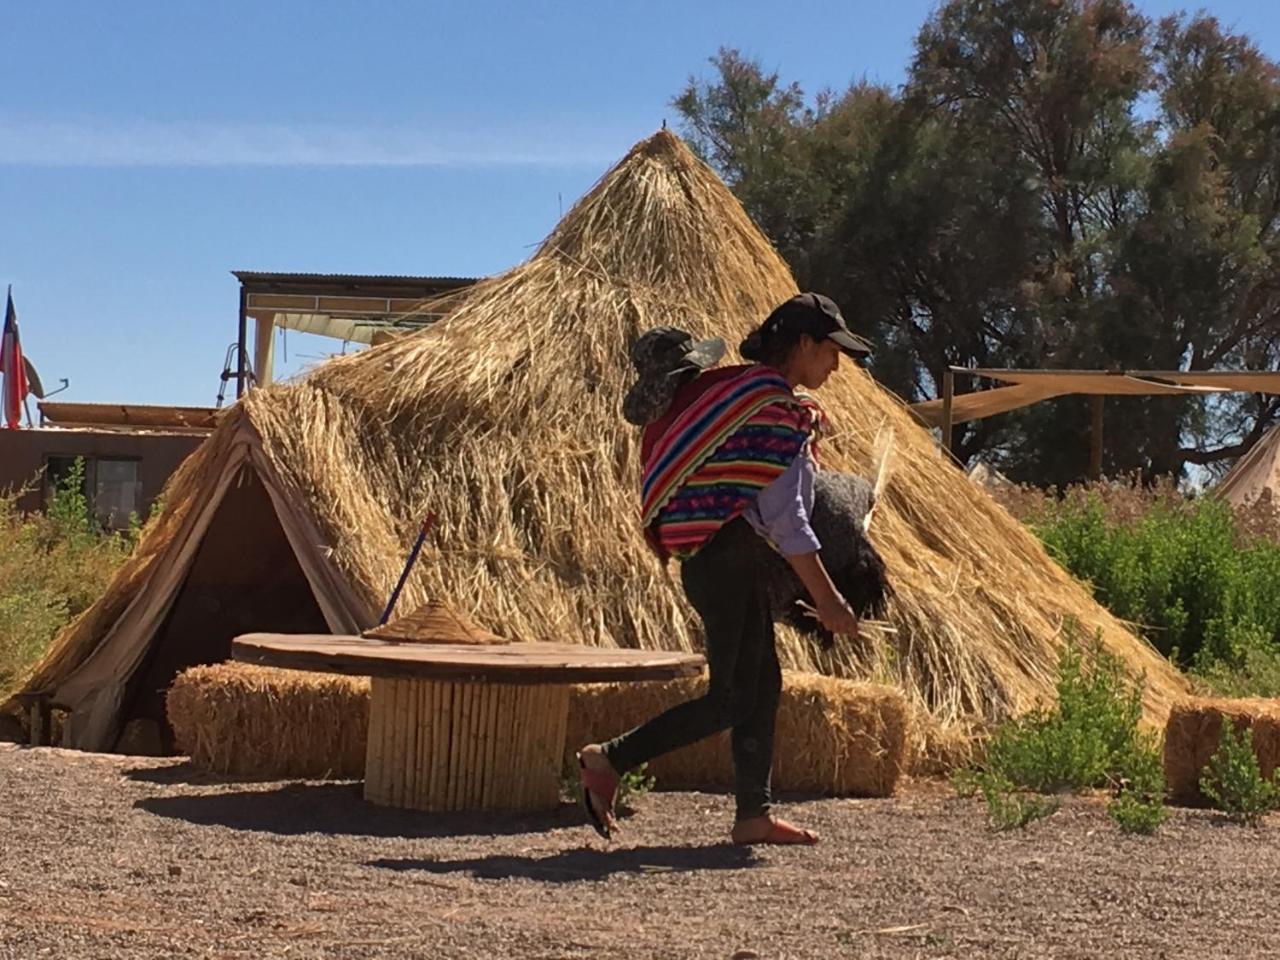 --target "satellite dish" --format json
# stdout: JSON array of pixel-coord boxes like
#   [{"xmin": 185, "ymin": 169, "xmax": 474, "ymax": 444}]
[
  {"xmin": 23, "ymin": 356, "xmax": 45, "ymax": 399},
  {"xmin": 20, "ymin": 356, "xmax": 68, "ymax": 400}
]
